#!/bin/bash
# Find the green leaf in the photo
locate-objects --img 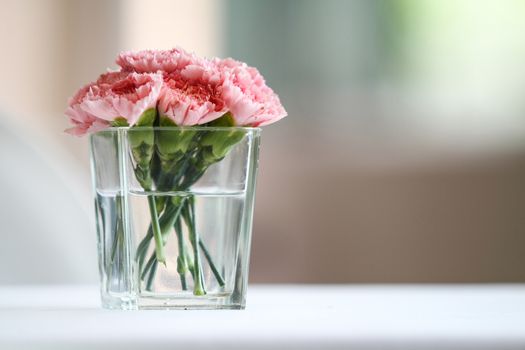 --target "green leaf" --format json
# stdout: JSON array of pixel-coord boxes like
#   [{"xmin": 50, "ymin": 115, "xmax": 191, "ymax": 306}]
[
  {"xmin": 111, "ymin": 117, "xmax": 129, "ymax": 127},
  {"xmin": 136, "ymin": 108, "xmax": 157, "ymax": 127},
  {"xmin": 128, "ymin": 108, "xmax": 157, "ymax": 174},
  {"xmin": 156, "ymin": 115, "xmax": 196, "ymax": 164},
  {"xmin": 206, "ymin": 112, "xmax": 235, "ymax": 127},
  {"xmin": 159, "ymin": 115, "xmax": 177, "ymax": 127},
  {"xmin": 200, "ymin": 129, "xmax": 246, "ymax": 164}
]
